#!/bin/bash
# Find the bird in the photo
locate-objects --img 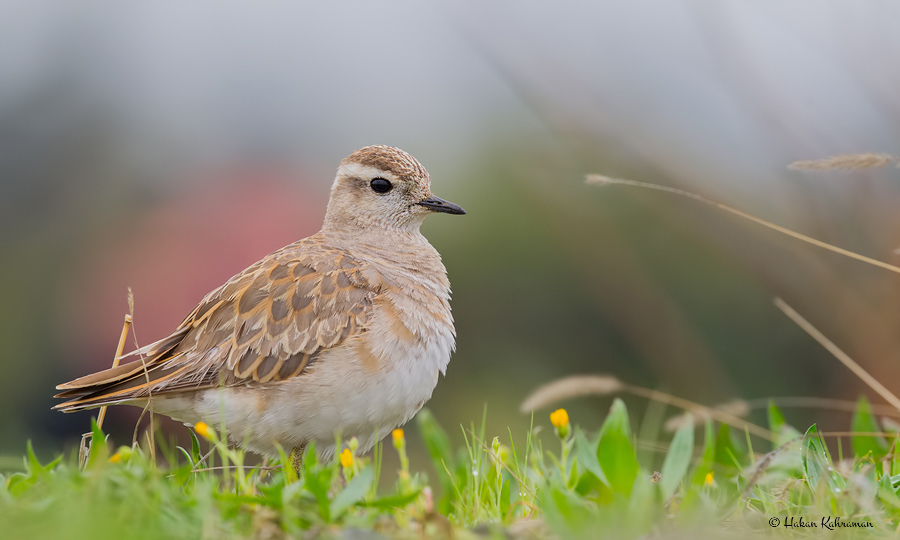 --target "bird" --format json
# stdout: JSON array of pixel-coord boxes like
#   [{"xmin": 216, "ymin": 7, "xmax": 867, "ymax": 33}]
[{"xmin": 54, "ymin": 145, "xmax": 465, "ymax": 459}]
